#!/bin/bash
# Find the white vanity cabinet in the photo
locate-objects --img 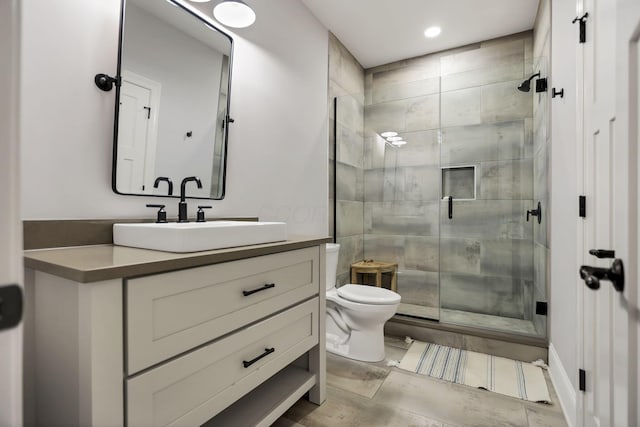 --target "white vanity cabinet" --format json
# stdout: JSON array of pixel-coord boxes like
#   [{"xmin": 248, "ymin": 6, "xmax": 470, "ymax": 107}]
[{"xmin": 25, "ymin": 240, "xmax": 327, "ymax": 427}]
